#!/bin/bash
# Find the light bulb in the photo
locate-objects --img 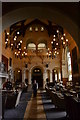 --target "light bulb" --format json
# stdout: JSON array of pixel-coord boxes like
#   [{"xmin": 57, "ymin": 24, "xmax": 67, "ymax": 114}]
[
  {"xmin": 63, "ymin": 41, "xmax": 65, "ymax": 45},
  {"xmin": 18, "ymin": 51, "xmax": 20, "ymax": 54},
  {"xmin": 24, "ymin": 47, "xmax": 26, "ymax": 49},
  {"xmin": 49, "ymin": 53, "xmax": 51, "ymax": 56},
  {"xmin": 35, "ymin": 27, "xmax": 38, "ymax": 32},
  {"xmin": 19, "ymin": 48, "xmax": 21, "ymax": 51},
  {"xmin": 48, "ymin": 48, "xmax": 49, "ymax": 50},
  {"xmin": 51, "ymin": 41, "xmax": 53, "ymax": 44},
  {"xmin": 7, "ymin": 32, "xmax": 9, "ymax": 35},
  {"xmin": 18, "ymin": 43, "xmax": 20, "ymax": 45},
  {"xmin": 55, "ymin": 51, "xmax": 57, "ymax": 53},
  {"xmin": 55, "ymin": 48, "xmax": 57, "ymax": 50},
  {"xmin": 61, "ymin": 37, "xmax": 64, "ymax": 40},
  {"xmin": 56, "ymin": 43, "xmax": 58, "ymax": 45},
  {"xmin": 11, "ymin": 43, "xmax": 13, "ymax": 46},
  {"xmin": 46, "ymin": 52, "xmax": 48, "ymax": 55},
  {"xmin": 20, "ymin": 40, "xmax": 22, "ymax": 43},
  {"xmin": 49, "ymin": 51, "xmax": 51, "ymax": 54},
  {"xmin": 63, "ymin": 33, "xmax": 66, "ymax": 36},
  {"xmin": 41, "ymin": 27, "xmax": 44, "ymax": 31},
  {"xmin": 17, "ymin": 31, "xmax": 20, "ymax": 35},
  {"xmin": 57, "ymin": 30, "xmax": 59, "ymax": 33},
  {"xmin": 5, "ymin": 41, "xmax": 7, "ymax": 44},
  {"xmin": 66, "ymin": 39, "xmax": 68, "ymax": 42},
  {"xmin": 15, "ymin": 52, "xmax": 16, "ymax": 54},
  {"xmin": 15, "ymin": 36, "xmax": 17, "ymax": 38},
  {"xmin": 14, "ymin": 38, "xmax": 16, "ymax": 41},
  {"xmin": 53, "ymin": 38, "xmax": 56, "ymax": 41},
  {"xmin": 29, "ymin": 27, "xmax": 32, "ymax": 31},
  {"xmin": 25, "ymin": 53, "xmax": 27, "ymax": 55},
  {"xmin": 53, "ymin": 35, "xmax": 56, "ymax": 37},
  {"xmin": 6, "ymin": 38, "xmax": 8, "ymax": 41},
  {"xmin": 57, "ymin": 52, "xmax": 59, "ymax": 55}
]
